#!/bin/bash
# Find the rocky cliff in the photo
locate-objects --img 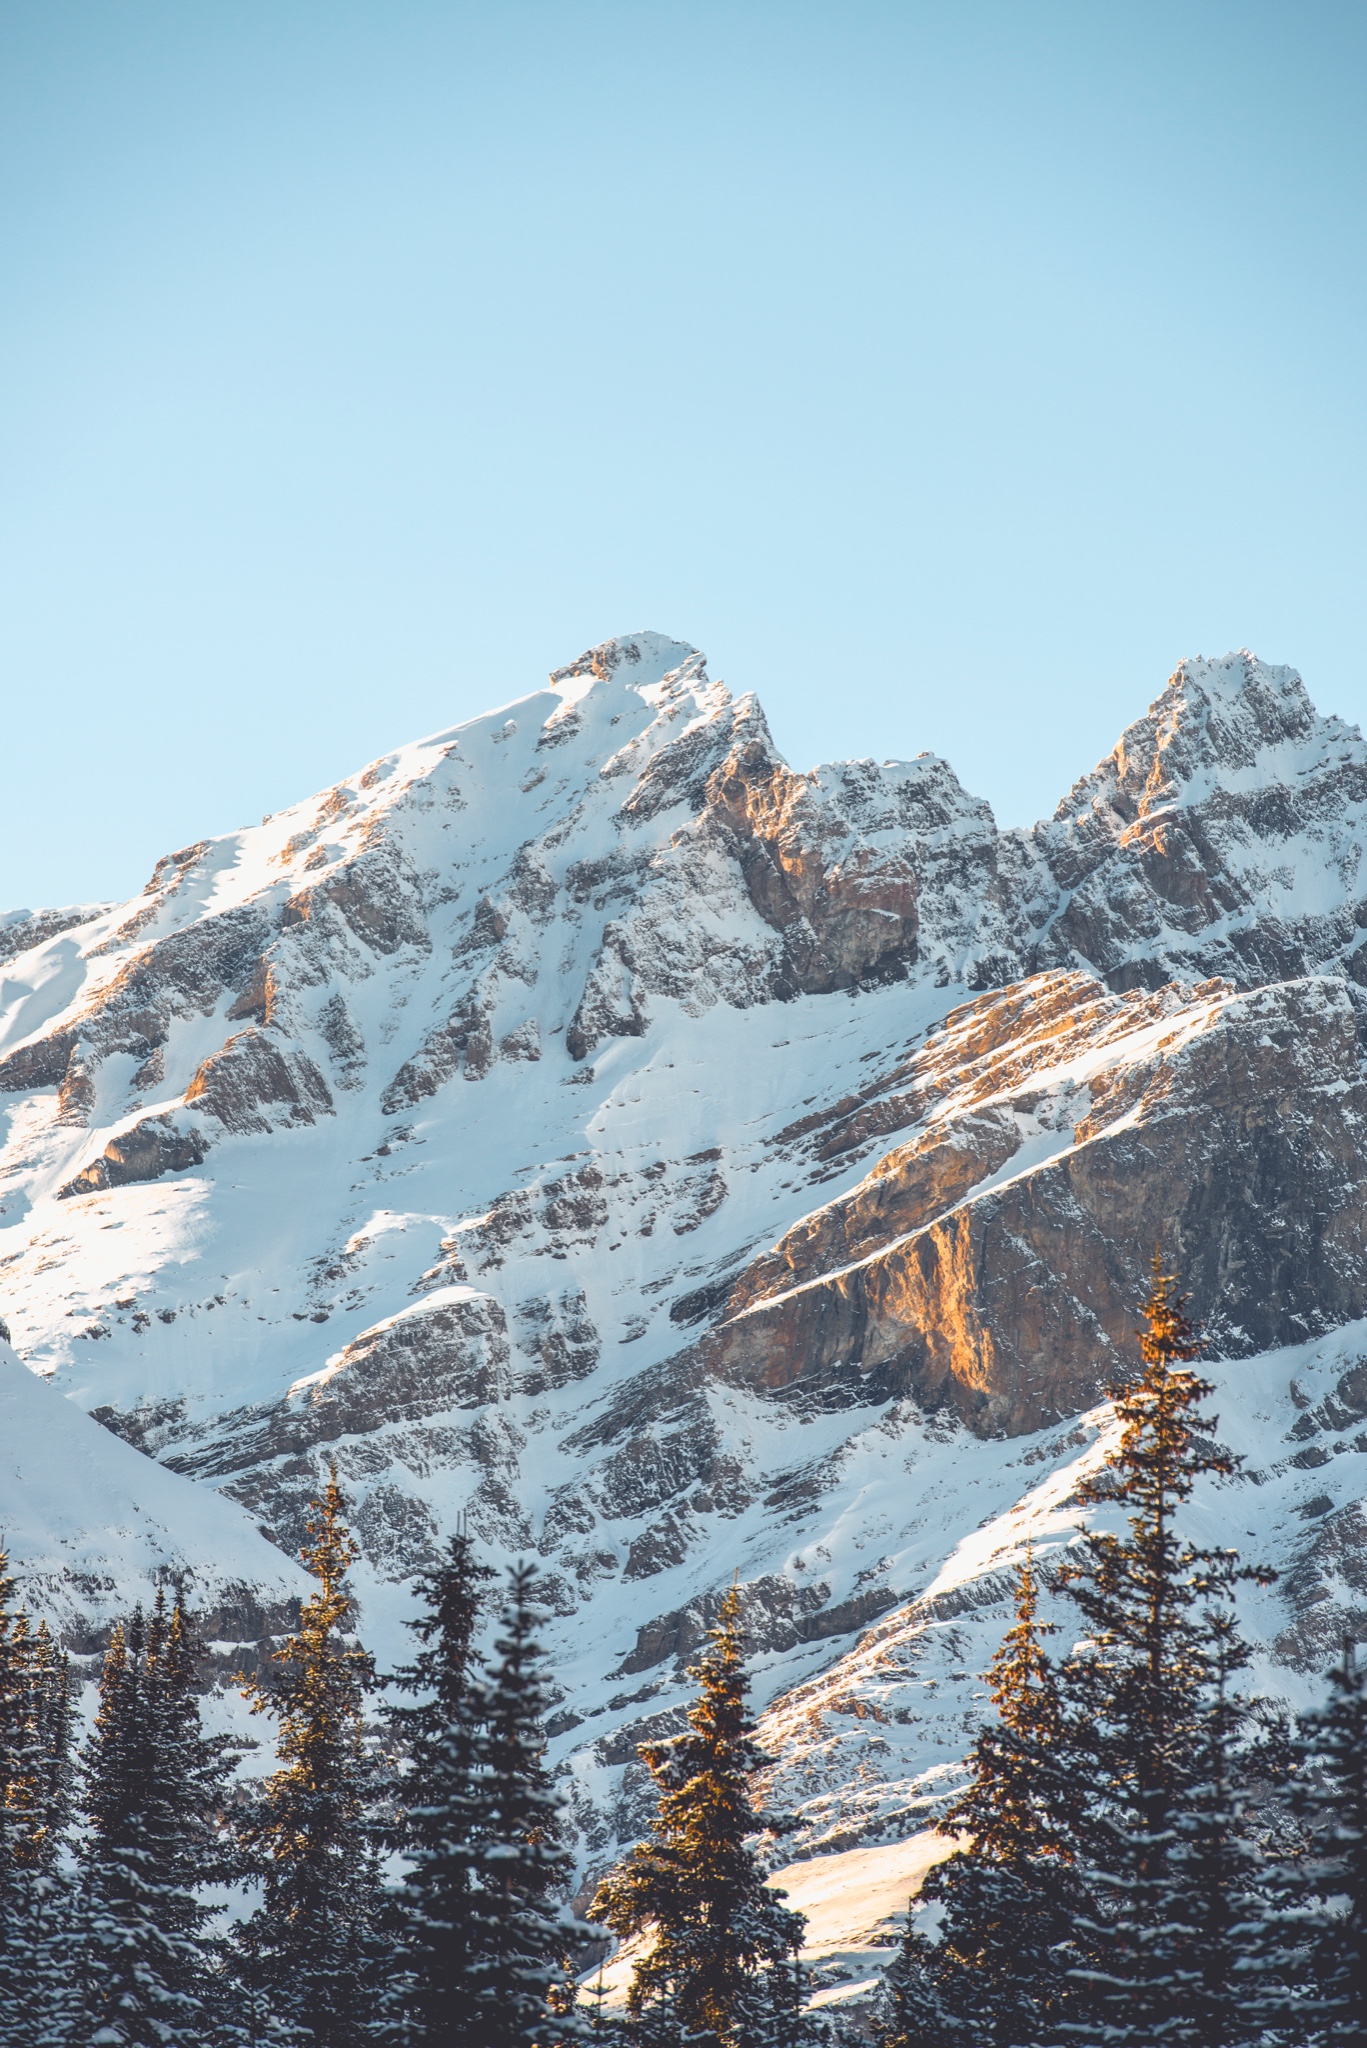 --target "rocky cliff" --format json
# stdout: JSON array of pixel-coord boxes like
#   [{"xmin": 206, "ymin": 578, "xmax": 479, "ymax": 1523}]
[{"xmin": 0, "ymin": 632, "xmax": 1364, "ymax": 1950}]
